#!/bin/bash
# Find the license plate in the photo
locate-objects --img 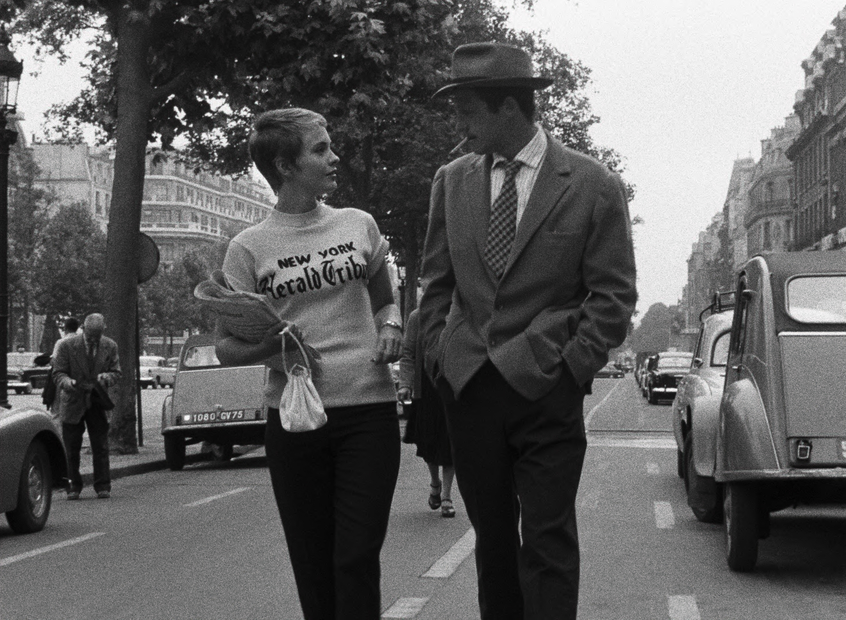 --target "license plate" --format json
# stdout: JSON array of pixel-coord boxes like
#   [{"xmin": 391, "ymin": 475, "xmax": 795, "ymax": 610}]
[{"xmin": 183, "ymin": 409, "xmax": 254, "ymax": 424}]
